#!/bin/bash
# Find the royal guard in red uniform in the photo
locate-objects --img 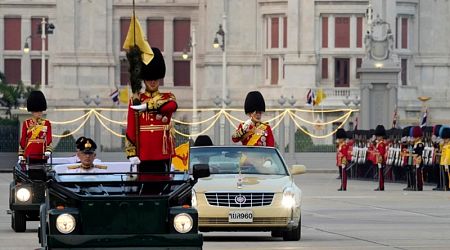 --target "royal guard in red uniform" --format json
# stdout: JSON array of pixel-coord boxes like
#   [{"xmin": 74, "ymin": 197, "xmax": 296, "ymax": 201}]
[
  {"xmin": 232, "ymin": 91, "xmax": 275, "ymax": 147},
  {"xmin": 18, "ymin": 90, "xmax": 52, "ymax": 165},
  {"xmin": 373, "ymin": 125, "xmax": 387, "ymax": 191},
  {"xmin": 336, "ymin": 128, "xmax": 351, "ymax": 191},
  {"xmin": 125, "ymin": 47, "xmax": 178, "ymax": 179},
  {"xmin": 411, "ymin": 126, "xmax": 425, "ymax": 191},
  {"xmin": 400, "ymin": 126, "xmax": 413, "ymax": 190}
]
